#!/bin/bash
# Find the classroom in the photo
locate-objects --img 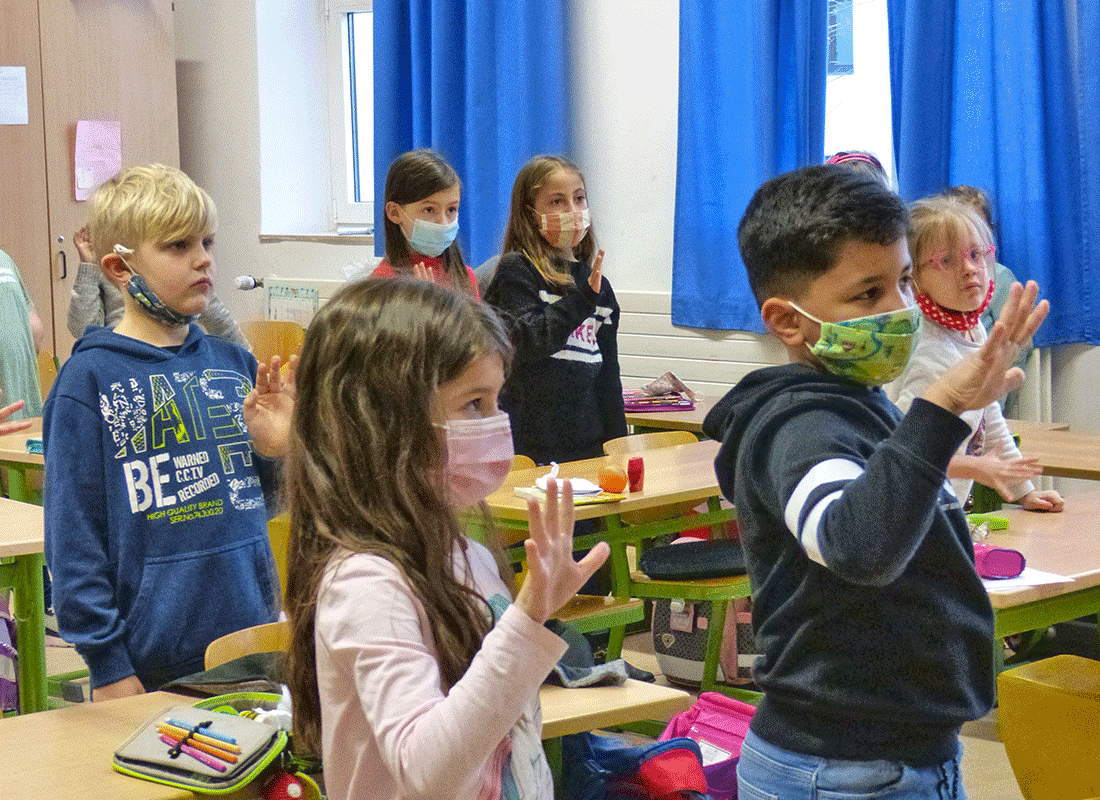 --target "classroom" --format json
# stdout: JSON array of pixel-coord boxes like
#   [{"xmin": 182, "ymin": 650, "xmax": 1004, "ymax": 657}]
[{"xmin": 2, "ymin": 1, "xmax": 1100, "ymax": 799}]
